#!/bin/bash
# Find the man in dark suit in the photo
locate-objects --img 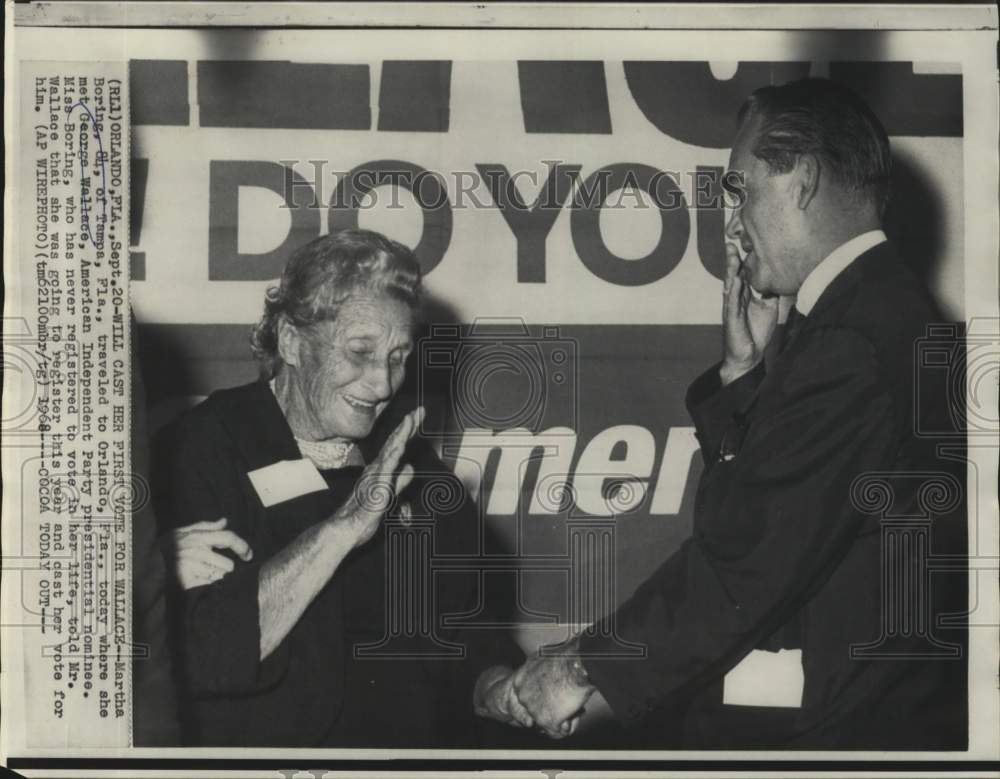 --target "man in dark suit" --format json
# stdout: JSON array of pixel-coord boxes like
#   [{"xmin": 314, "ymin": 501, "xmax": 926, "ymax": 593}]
[{"xmin": 512, "ymin": 78, "xmax": 967, "ymax": 748}]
